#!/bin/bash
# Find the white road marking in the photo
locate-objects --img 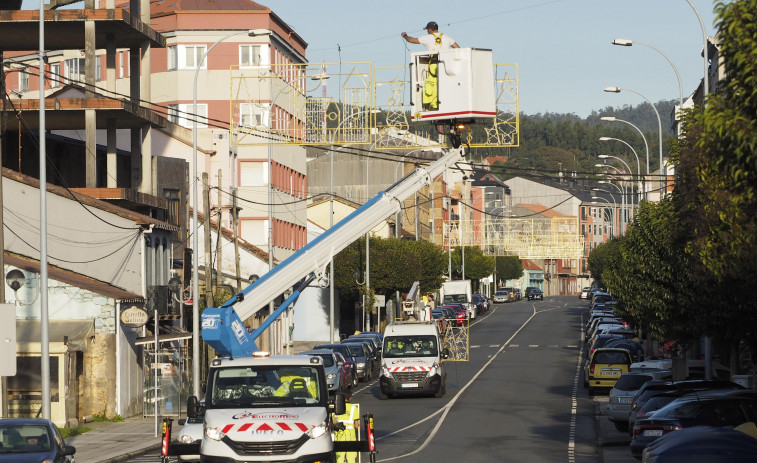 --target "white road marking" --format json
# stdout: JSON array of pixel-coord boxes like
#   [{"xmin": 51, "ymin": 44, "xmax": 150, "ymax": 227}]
[{"xmin": 377, "ymin": 306, "xmax": 539, "ymax": 461}]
